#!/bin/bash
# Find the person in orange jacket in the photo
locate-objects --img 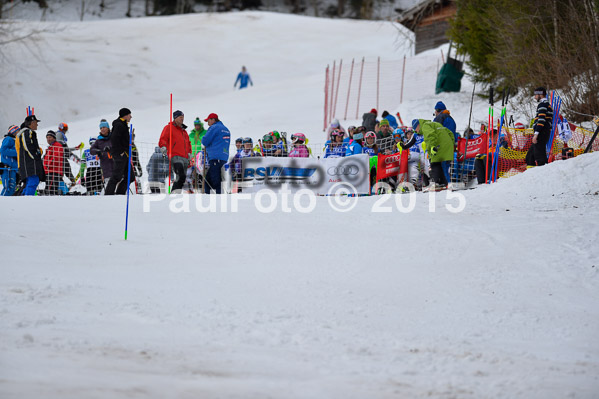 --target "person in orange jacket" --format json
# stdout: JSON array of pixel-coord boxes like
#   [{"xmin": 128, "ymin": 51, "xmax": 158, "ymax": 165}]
[{"xmin": 158, "ymin": 110, "xmax": 192, "ymax": 193}]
